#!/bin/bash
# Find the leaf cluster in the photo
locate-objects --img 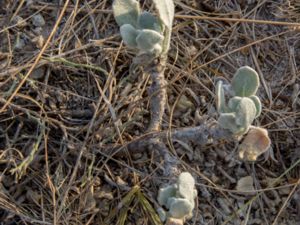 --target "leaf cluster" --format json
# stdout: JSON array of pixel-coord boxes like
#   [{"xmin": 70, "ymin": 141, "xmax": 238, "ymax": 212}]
[
  {"xmin": 216, "ymin": 66, "xmax": 262, "ymax": 135},
  {"xmin": 113, "ymin": 0, "xmax": 174, "ymax": 56},
  {"xmin": 157, "ymin": 172, "xmax": 197, "ymax": 222}
]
